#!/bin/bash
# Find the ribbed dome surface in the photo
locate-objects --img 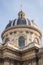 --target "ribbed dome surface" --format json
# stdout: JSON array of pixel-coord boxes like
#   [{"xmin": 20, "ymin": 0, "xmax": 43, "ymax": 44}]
[{"xmin": 5, "ymin": 10, "xmax": 38, "ymax": 29}]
